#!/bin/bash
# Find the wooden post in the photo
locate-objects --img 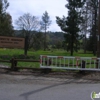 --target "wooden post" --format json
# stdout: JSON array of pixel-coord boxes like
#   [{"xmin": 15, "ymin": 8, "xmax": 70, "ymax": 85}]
[
  {"xmin": 79, "ymin": 60, "xmax": 86, "ymax": 74},
  {"xmin": 42, "ymin": 59, "xmax": 51, "ymax": 73},
  {"xmin": 11, "ymin": 57, "xmax": 18, "ymax": 71},
  {"xmin": 82, "ymin": 60, "xmax": 85, "ymax": 68},
  {"xmin": 11, "ymin": 57, "xmax": 15, "ymax": 70},
  {"xmin": 96, "ymin": 59, "xmax": 98, "ymax": 68}
]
